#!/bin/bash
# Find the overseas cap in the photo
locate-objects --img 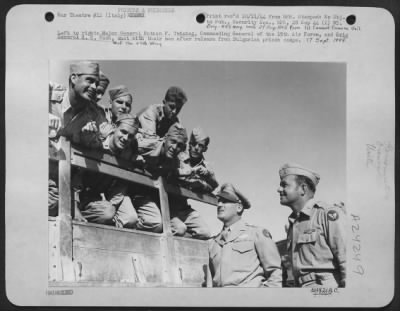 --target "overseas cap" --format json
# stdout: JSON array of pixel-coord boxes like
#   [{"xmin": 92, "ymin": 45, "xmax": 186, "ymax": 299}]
[
  {"xmin": 97, "ymin": 71, "xmax": 110, "ymax": 92},
  {"xmin": 216, "ymin": 183, "xmax": 251, "ymax": 209},
  {"xmin": 165, "ymin": 123, "xmax": 188, "ymax": 142},
  {"xmin": 279, "ymin": 162, "xmax": 320, "ymax": 186},
  {"xmin": 109, "ymin": 85, "xmax": 132, "ymax": 101},
  {"xmin": 190, "ymin": 127, "xmax": 210, "ymax": 145},
  {"xmin": 116, "ymin": 113, "xmax": 140, "ymax": 129},
  {"xmin": 164, "ymin": 86, "xmax": 187, "ymax": 105},
  {"xmin": 70, "ymin": 61, "xmax": 99, "ymax": 76}
]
